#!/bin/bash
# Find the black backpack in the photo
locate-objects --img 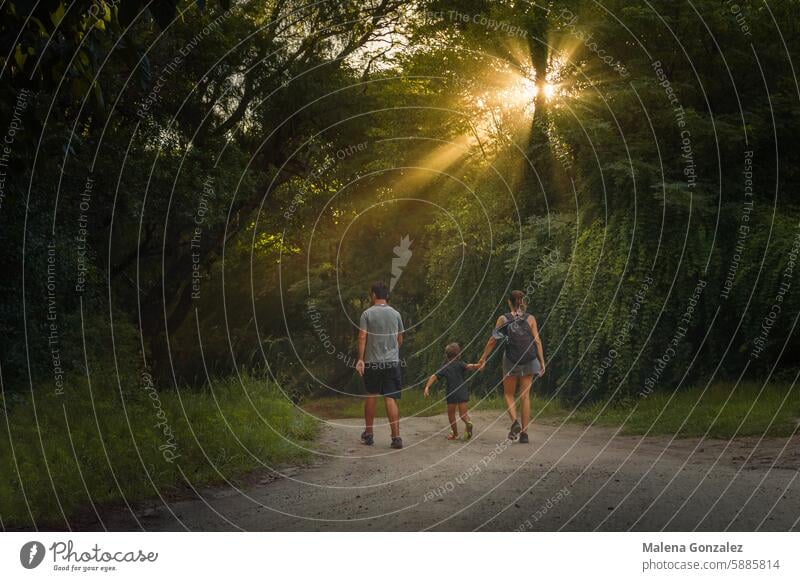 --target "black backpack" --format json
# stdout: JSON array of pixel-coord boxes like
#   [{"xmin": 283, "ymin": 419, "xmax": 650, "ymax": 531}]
[{"xmin": 501, "ymin": 312, "xmax": 536, "ymax": 364}]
